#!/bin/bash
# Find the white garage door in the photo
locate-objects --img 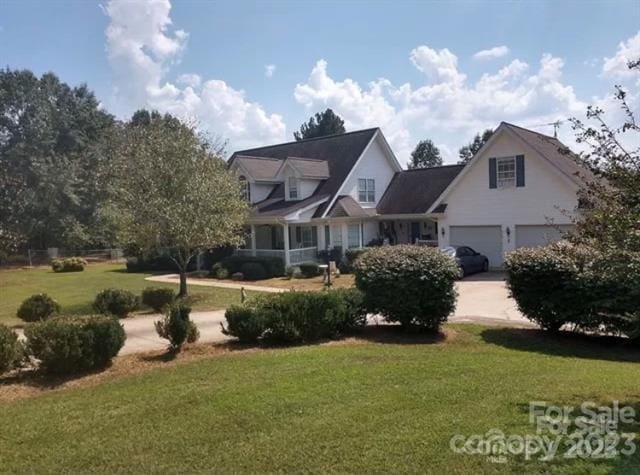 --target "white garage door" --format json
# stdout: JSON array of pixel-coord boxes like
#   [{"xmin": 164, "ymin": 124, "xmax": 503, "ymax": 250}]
[
  {"xmin": 515, "ymin": 225, "xmax": 573, "ymax": 249},
  {"xmin": 450, "ymin": 225, "xmax": 503, "ymax": 268}
]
